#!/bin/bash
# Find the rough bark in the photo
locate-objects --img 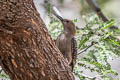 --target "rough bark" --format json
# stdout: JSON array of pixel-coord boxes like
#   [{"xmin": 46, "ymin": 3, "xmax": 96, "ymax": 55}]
[{"xmin": 0, "ymin": 0, "xmax": 74, "ymax": 80}]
